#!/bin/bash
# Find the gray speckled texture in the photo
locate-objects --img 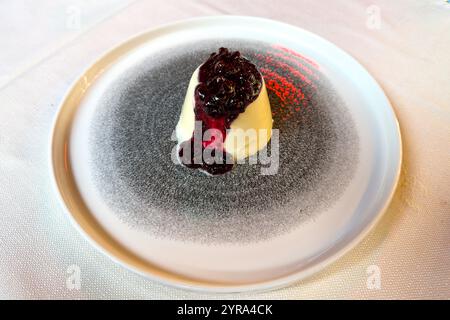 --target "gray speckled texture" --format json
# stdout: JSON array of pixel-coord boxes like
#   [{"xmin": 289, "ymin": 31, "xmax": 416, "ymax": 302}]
[{"xmin": 89, "ymin": 40, "xmax": 359, "ymax": 243}]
